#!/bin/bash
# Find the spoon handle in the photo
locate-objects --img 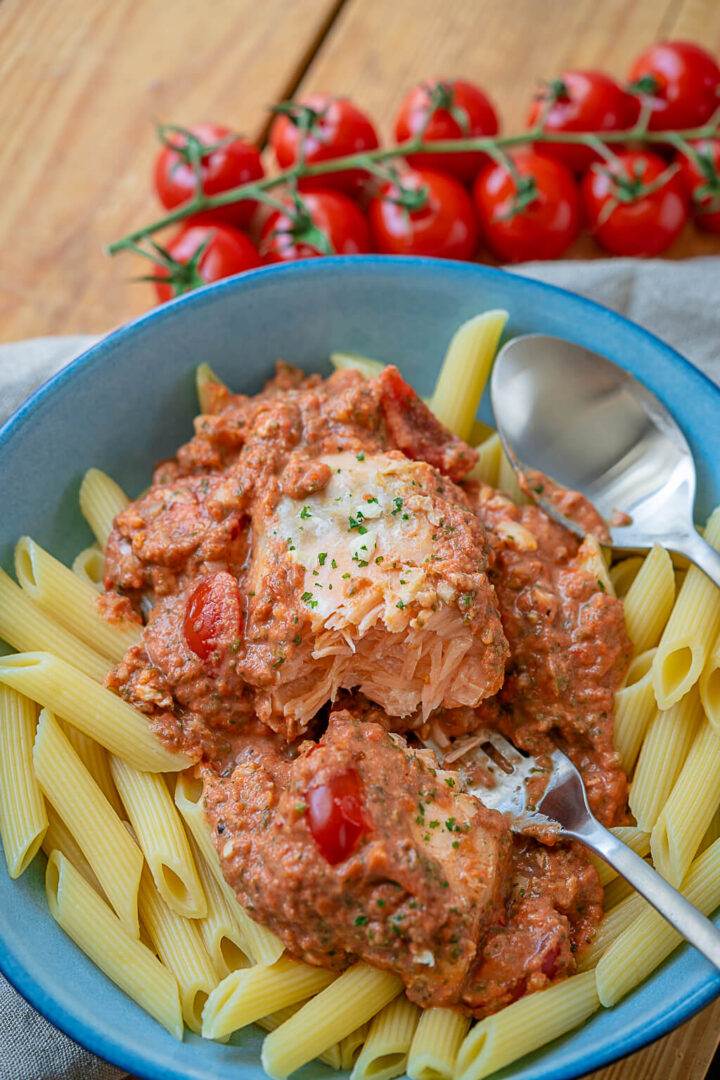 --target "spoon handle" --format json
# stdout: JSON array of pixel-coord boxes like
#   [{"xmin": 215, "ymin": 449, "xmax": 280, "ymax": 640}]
[{"xmin": 674, "ymin": 530, "xmax": 720, "ymax": 590}]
